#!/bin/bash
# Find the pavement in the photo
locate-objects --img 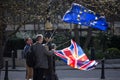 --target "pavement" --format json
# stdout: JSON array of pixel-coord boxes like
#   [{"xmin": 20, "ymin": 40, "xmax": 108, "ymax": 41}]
[
  {"xmin": 60, "ymin": 78, "xmax": 120, "ymax": 80},
  {"xmin": 2, "ymin": 62, "xmax": 120, "ymax": 71},
  {"xmin": 0, "ymin": 59, "xmax": 120, "ymax": 80}
]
